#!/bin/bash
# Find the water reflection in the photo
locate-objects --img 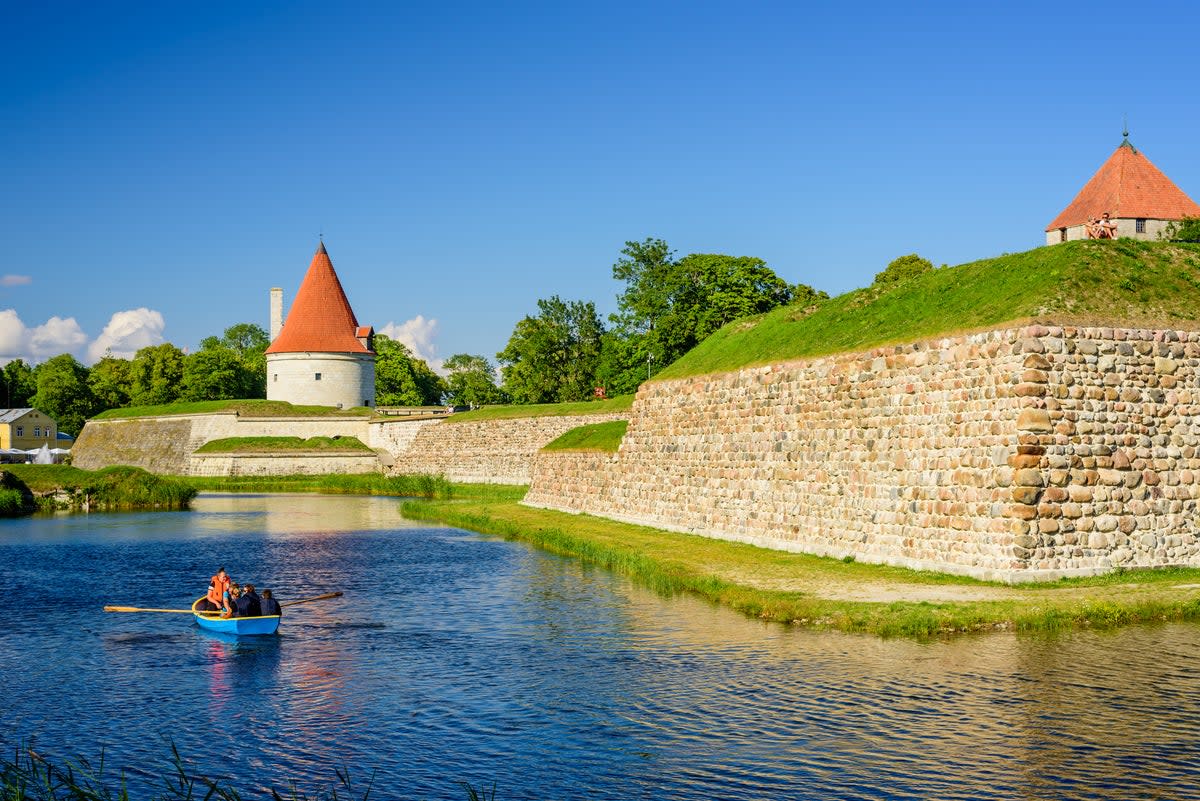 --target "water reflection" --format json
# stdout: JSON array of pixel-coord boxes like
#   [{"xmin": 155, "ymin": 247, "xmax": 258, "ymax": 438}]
[{"xmin": 3, "ymin": 495, "xmax": 1200, "ymax": 800}]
